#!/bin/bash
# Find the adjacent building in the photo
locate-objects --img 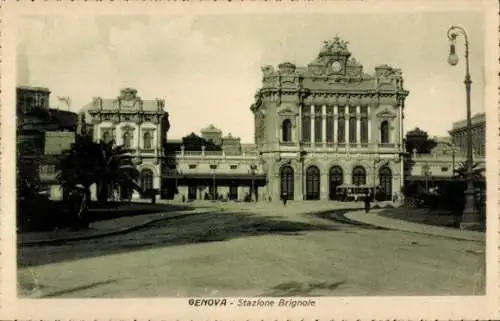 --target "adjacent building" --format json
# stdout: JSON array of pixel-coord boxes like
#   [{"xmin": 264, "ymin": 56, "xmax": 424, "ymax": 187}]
[
  {"xmin": 448, "ymin": 112, "xmax": 485, "ymax": 157},
  {"xmin": 250, "ymin": 36, "xmax": 409, "ymax": 201},
  {"xmin": 84, "ymin": 88, "xmax": 170, "ymax": 199},
  {"xmin": 163, "ymin": 126, "xmax": 265, "ymax": 202},
  {"xmin": 17, "ymin": 86, "xmax": 78, "ymax": 198}
]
